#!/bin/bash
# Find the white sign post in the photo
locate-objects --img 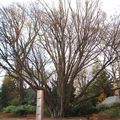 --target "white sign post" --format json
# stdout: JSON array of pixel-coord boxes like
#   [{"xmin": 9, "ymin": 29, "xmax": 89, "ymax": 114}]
[{"xmin": 36, "ymin": 90, "xmax": 44, "ymax": 120}]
